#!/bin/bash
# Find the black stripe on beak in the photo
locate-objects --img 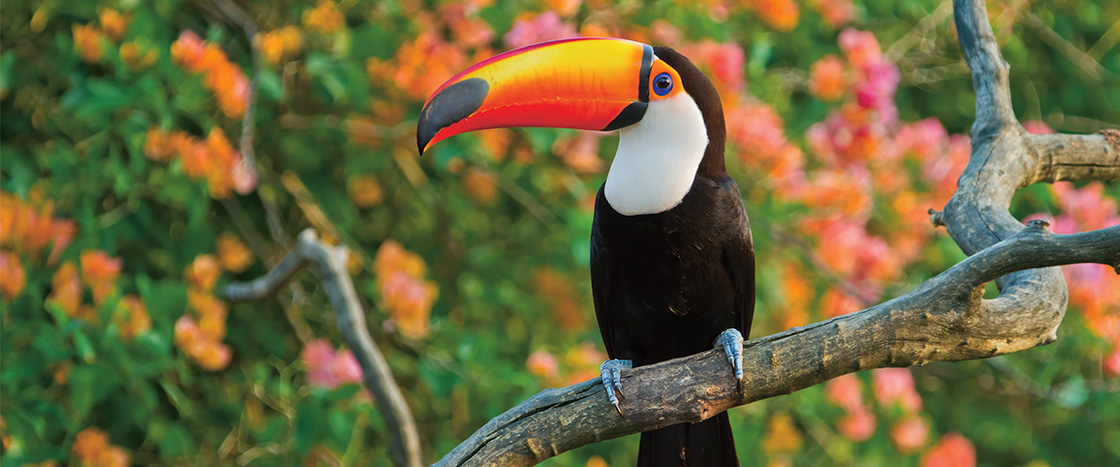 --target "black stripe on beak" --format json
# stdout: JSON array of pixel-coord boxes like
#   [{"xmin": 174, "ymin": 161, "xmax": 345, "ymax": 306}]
[{"xmin": 417, "ymin": 78, "xmax": 490, "ymax": 155}]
